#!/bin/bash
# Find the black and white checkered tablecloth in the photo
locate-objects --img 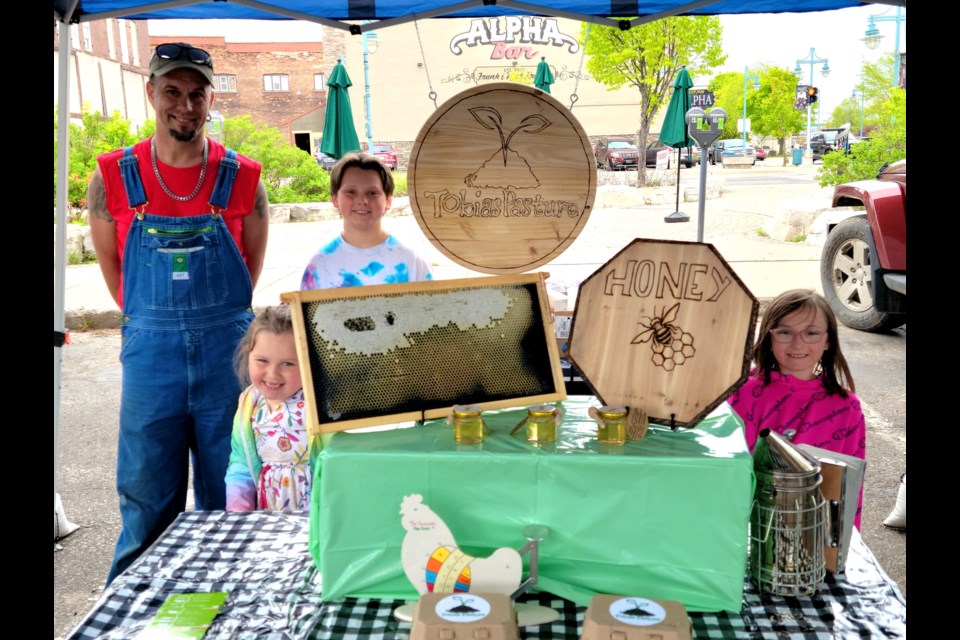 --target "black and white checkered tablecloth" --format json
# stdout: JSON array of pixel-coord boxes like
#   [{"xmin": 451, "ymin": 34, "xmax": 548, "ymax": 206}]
[{"xmin": 67, "ymin": 511, "xmax": 905, "ymax": 639}]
